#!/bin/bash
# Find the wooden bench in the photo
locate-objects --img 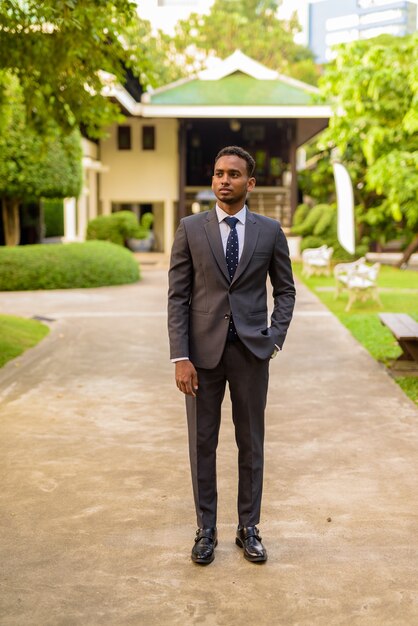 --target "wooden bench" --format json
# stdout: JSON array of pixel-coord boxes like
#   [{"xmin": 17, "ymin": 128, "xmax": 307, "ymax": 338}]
[
  {"xmin": 334, "ymin": 258, "xmax": 381, "ymax": 311},
  {"xmin": 379, "ymin": 313, "xmax": 418, "ymax": 366},
  {"xmin": 302, "ymin": 245, "xmax": 333, "ymax": 278}
]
